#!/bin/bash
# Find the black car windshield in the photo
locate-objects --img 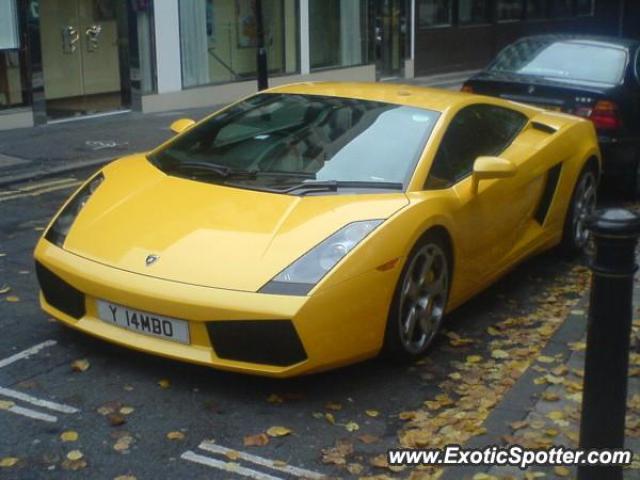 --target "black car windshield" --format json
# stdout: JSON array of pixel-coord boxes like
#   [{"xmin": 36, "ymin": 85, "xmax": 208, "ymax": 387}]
[
  {"xmin": 490, "ymin": 38, "xmax": 628, "ymax": 85},
  {"xmin": 149, "ymin": 93, "xmax": 440, "ymax": 193}
]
